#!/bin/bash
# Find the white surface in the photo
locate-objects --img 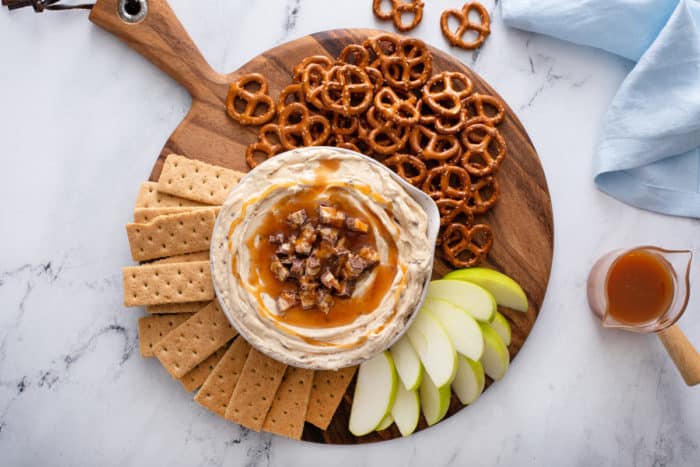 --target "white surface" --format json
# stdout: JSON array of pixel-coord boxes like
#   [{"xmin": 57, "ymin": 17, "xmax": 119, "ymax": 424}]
[{"xmin": 0, "ymin": 1, "xmax": 698, "ymax": 466}]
